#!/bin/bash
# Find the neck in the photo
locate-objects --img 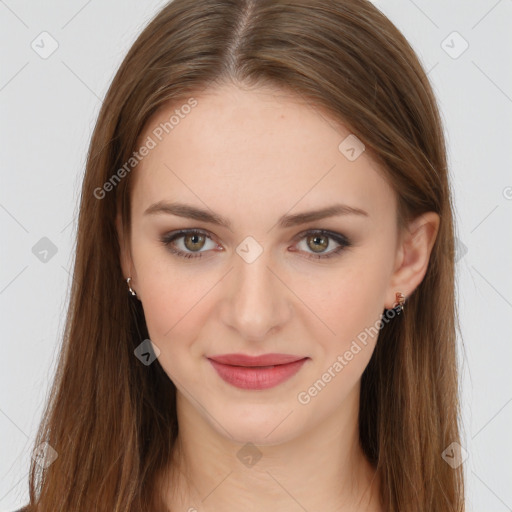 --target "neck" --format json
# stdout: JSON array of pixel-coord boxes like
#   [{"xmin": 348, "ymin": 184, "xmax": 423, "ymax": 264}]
[{"xmin": 157, "ymin": 384, "xmax": 382, "ymax": 512}]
